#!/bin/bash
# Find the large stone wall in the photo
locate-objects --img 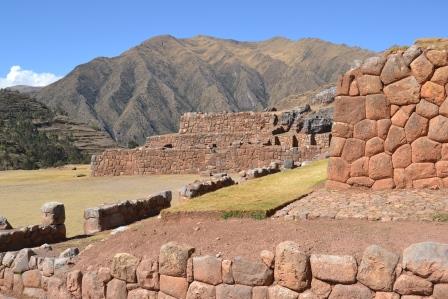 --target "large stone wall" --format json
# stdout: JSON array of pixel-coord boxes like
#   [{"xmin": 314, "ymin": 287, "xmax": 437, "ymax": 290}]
[
  {"xmin": 328, "ymin": 44, "xmax": 448, "ymax": 190},
  {"xmin": 92, "ymin": 109, "xmax": 331, "ymax": 176},
  {"xmin": 1, "ymin": 241, "xmax": 447, "ymax": 298}
]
